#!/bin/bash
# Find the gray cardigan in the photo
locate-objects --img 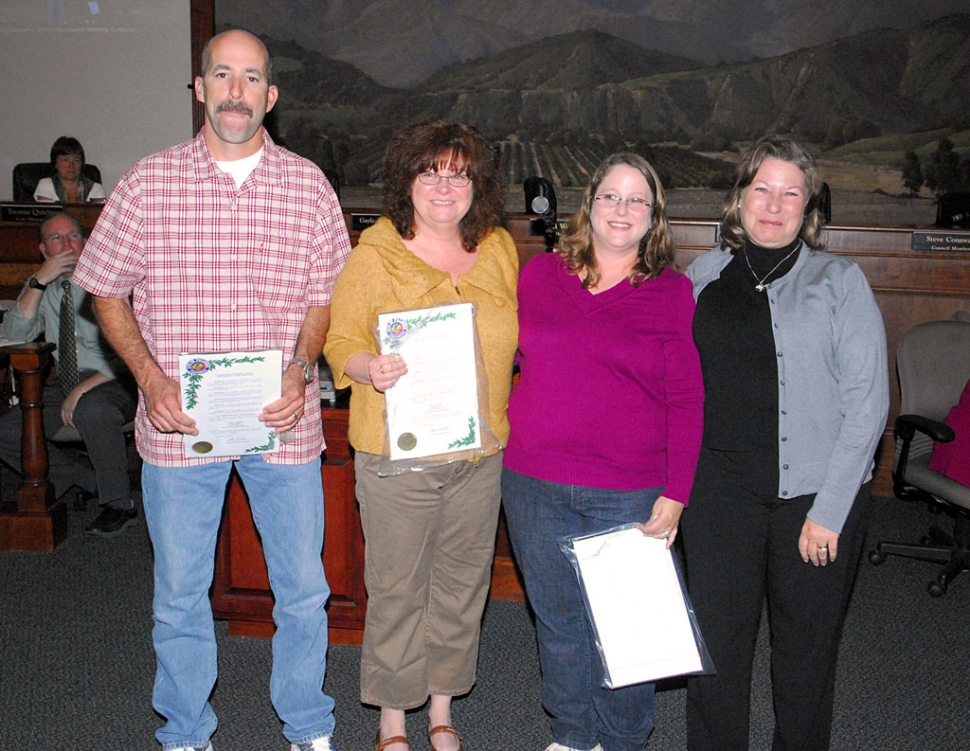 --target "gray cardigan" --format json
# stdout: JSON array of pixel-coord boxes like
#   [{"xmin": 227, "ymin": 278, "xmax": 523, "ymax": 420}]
[{"xmin": 686, "ymin": 245, "xmax": 889, "ymax": 532}]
